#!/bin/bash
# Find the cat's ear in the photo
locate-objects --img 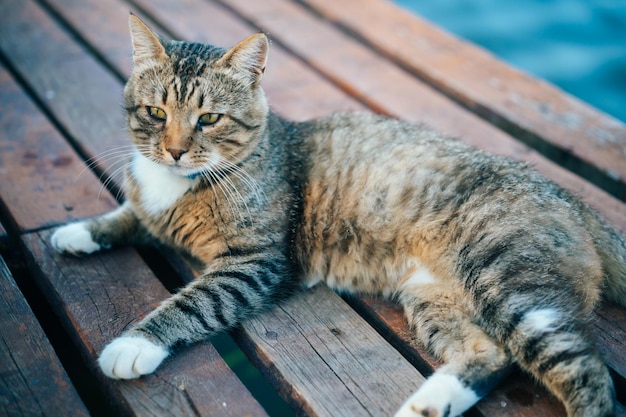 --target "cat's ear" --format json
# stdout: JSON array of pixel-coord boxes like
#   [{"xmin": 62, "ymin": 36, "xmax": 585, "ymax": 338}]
[
  {"xmin": 217, "ymin": 33, "xmax": 269, "ymax": 85},
  {"xmin": 128, "ymin": 13, "xmax": 168, "ymax": 66}
]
